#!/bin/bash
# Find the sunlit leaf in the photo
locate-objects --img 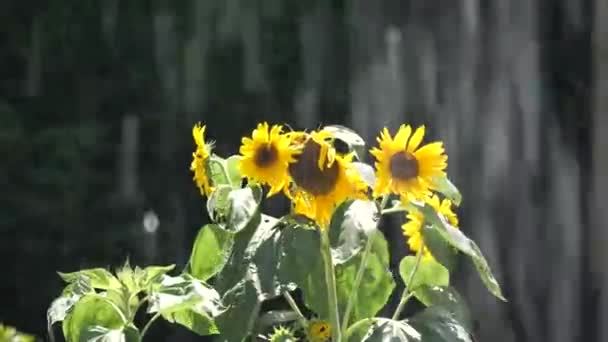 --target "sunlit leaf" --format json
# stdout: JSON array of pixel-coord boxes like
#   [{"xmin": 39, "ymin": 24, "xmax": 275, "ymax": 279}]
[
  {"xmin": 352, "ymin": 162, "xmax": 376, "ymax": 188},
  {"xmin": 0, "ymin": 323, "xmax": 36, "ymax": 342},
  {"xmin": 412, "ymin": 286, "xmax": 472, "ymax": 331},
  {"xmin": 62, "ymin": 294, "xmax": 126, "ymax": 342},
  {"xmin": 302, "ymin": 230, "xmax": 394, "ymax": 323},
  {"xmin": 431, "ymin": 177, "xmax": 462, "ymax": 206},
  {"xmin": 322, "ymin": 125, "xmax": 366, "ymax": 159},
  {"xmin": 148, "ymin": 275, "xmax": 223, "ymax": 317},
  {"xmin": 148, "ymin": 275, "xmax": 223, "ymax": 336},
  {"xmin": 59, "ymin": 269, "xmax": 121, "ymax": 290},
  {"xmin": 225, "ymin": 155, "xmax": 243, "ymax": 187},
  {"xmin": 408, "ymin": 307, "xmax": 473, "ymax": 342},
  {"xmin": 346, "ymin": 318, "xmax": 421, "ymax": 342},
  {"xmin": 417, "ymin": 203, "xmax": 506, "ymax": 301},
  {"xmin": 80, "ymin": 325, "xmax": 139, "ymax": 342},
  {"xmin": 206, "ymin": 185, "xmax": 233, "ymax": 224},
  {"xmin": 329, "ymin": 200, "xmax": 379, "ymax": 265},
  {"xmin": 399, "ymin": 256, "xmax": 449, "ymax": 291},
  {"xmin": 421, "ymin": 225, "xmax": 459, "ymax": 271},
  {"xmin": 188, "ymin": 224, "xmax": 234, "ymax": 281},
  {"xmin": 207, "ymin": 155, "xmax": 230, "ymax": 186}
]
